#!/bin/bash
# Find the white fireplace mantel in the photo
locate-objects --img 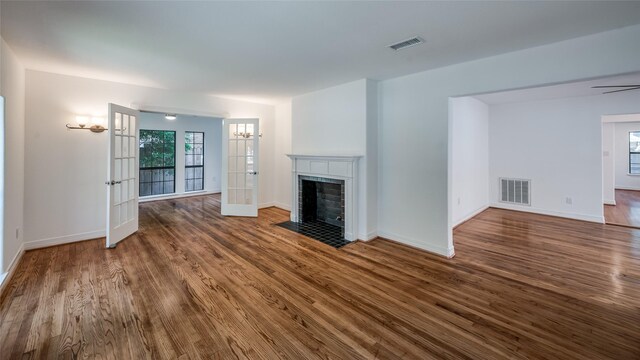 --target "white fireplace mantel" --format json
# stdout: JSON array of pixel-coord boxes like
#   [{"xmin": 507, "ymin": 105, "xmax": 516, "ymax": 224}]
[{"xmin": 287, "ymin": 154, "xmax": 362, "ymax": 241}]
